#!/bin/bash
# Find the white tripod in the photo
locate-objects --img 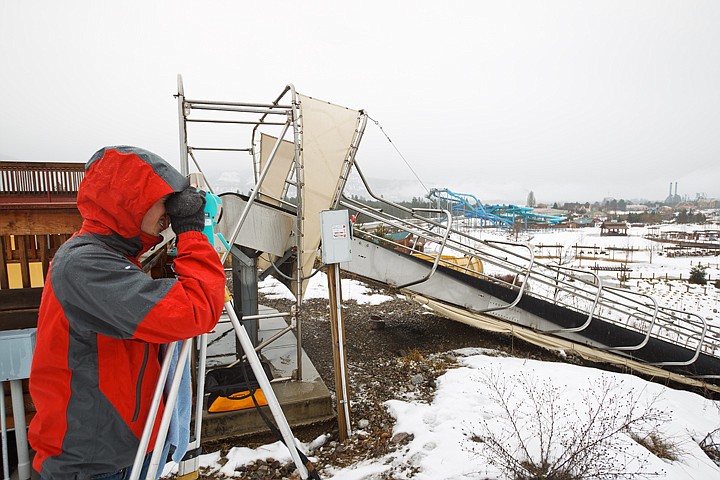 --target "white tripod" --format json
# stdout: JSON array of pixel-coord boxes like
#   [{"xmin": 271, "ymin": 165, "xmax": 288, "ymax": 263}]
[
  {"xmin": 128, "ymin": 297, "xmax": 311, "ymax": 480},
  {"xmin": 129, "ymin": 185, "xmax": 314, "ymax": 480}
]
